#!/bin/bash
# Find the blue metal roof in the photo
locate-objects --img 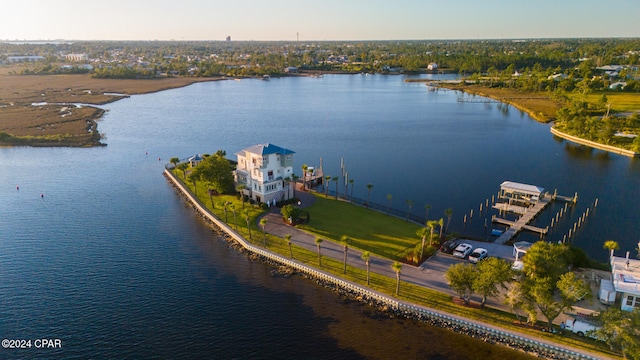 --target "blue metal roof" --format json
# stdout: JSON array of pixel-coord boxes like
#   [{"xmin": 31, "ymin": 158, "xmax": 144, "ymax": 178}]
[{"xmin": 237, "ymin": 143, "xmax": 295, "ymax": 156}]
